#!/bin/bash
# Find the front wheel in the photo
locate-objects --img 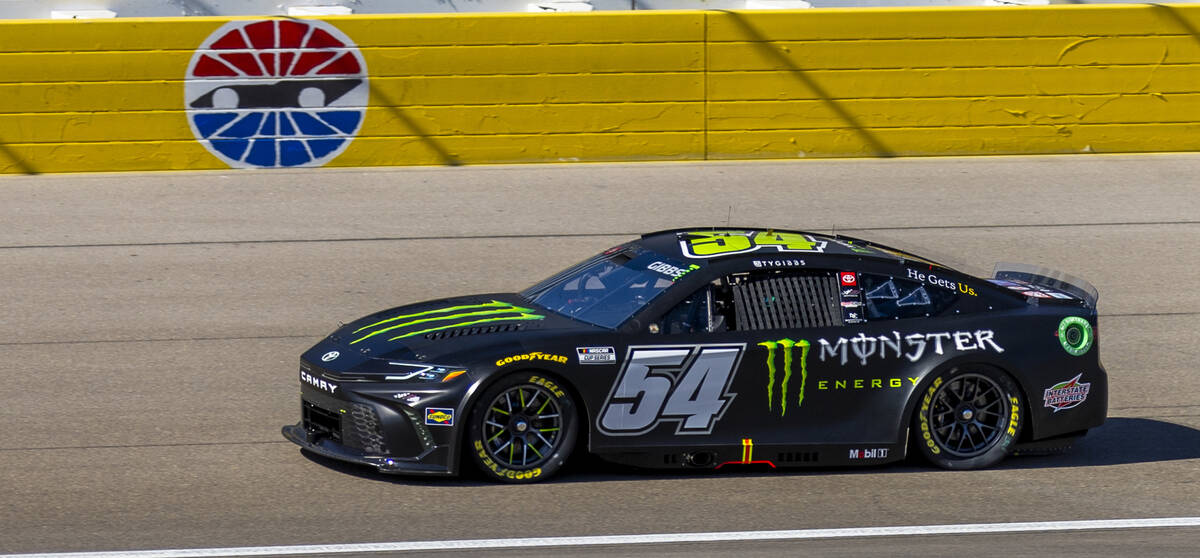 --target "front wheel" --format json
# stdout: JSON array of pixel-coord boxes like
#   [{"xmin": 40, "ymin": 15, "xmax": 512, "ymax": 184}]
[
  {"xmin": 466, "ymin": 374, "xmax": 578, "ymax": 483},
  {"xmin": 913, "ymin": 367, "xmax": 1023, "ymax": 470}
]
